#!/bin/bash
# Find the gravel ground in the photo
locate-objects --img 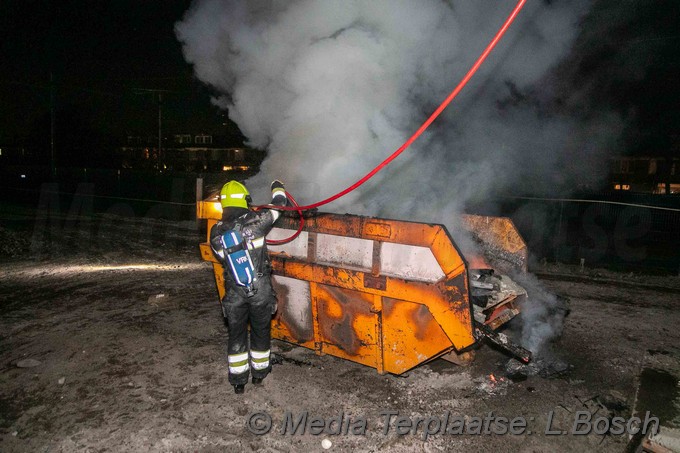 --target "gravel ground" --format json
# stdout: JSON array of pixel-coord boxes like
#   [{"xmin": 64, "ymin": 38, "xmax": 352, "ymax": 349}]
[{"xmin": 1, "ymin": 212, "xmax": 679, "ymax": 452}]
